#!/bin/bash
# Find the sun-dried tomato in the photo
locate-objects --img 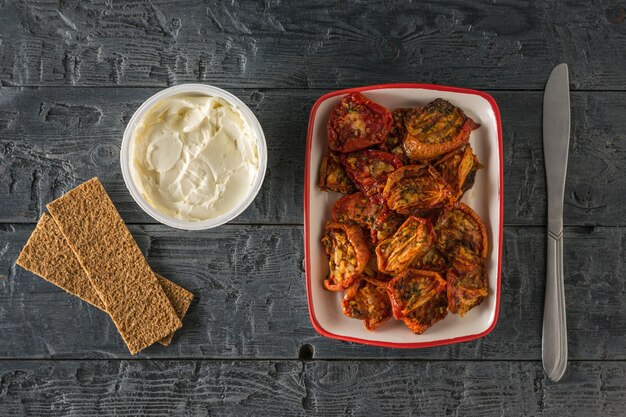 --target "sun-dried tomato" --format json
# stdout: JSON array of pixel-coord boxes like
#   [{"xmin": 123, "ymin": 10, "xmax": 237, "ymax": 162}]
[
  {"xmin": 434, "ymin": 144, "xmax": 482, "ymax": 201},
  {"xmin": 343, "ymin": 149, "xmax": 403, "ymax": 204},
  {"xmin": 376, "ymin": 217, "xmax": 435, "ymax": 275},
  {"xmin": 403, "ymin": 98, "xmax": 479, "ymax": 161},
  {"xmin": 318, "ymin": 152, "xmax": 357, "ymax": 194},
  {"xmin": 401, "ymin": 290, "xmax": 448, "ymax": 334},
  {"xmin": 379, "ymin": 107, "xmax": 413, "ymax": 162},
  {"xmin": 410, "ymin": 247, "xmax": 450, "ymax": 277},
  {"xmin": 332, "ymin": 192, "xmax": 381, "ymax": 227},
  {"xmin": 435, "ymin": 202, "xmax": 488, "ymax": 273},
  {"xmin": 386, "ymin": 269, "xmax": 447, "ymax": 320},
  {"xmin": 332, "ymin": 192, "xmax": 405, "ymax": 248},
  {"xmin": 321, "ymin": 222, "xmax": 370, "ymax": 291},
  {"xmin": 383, "ymin": 165, "xmax": 453, "ymax": 215},
  {"xmin": 447, "ymin": 267, "xmax": 489, "ymax": 317},
  {"xmin": 342, "ymin": 276, "xmax": 392, "ymax": 331},
  {"xmin": 327, "ymin": 92, "xmax": 393, "ymax": 153},
  {"xmin": 370, "ymin": 209, "xmax": 405, "ymax": 245}
]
